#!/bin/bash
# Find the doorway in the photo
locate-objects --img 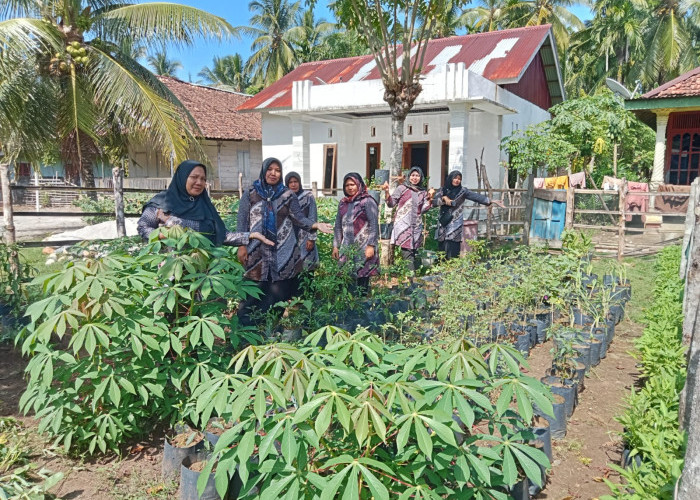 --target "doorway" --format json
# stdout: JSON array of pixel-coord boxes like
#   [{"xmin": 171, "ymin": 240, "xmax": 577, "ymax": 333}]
[
  {"xmin": 323, "ymin": 144, "xmax": 337, "ymax": 194},
  {"xmin": 402, "ymin": 141, "xmax": 429, "ymax": 178},
  {"xmin": 366, "ymin": 143, "xmax": 381, "ymax": 181}
]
